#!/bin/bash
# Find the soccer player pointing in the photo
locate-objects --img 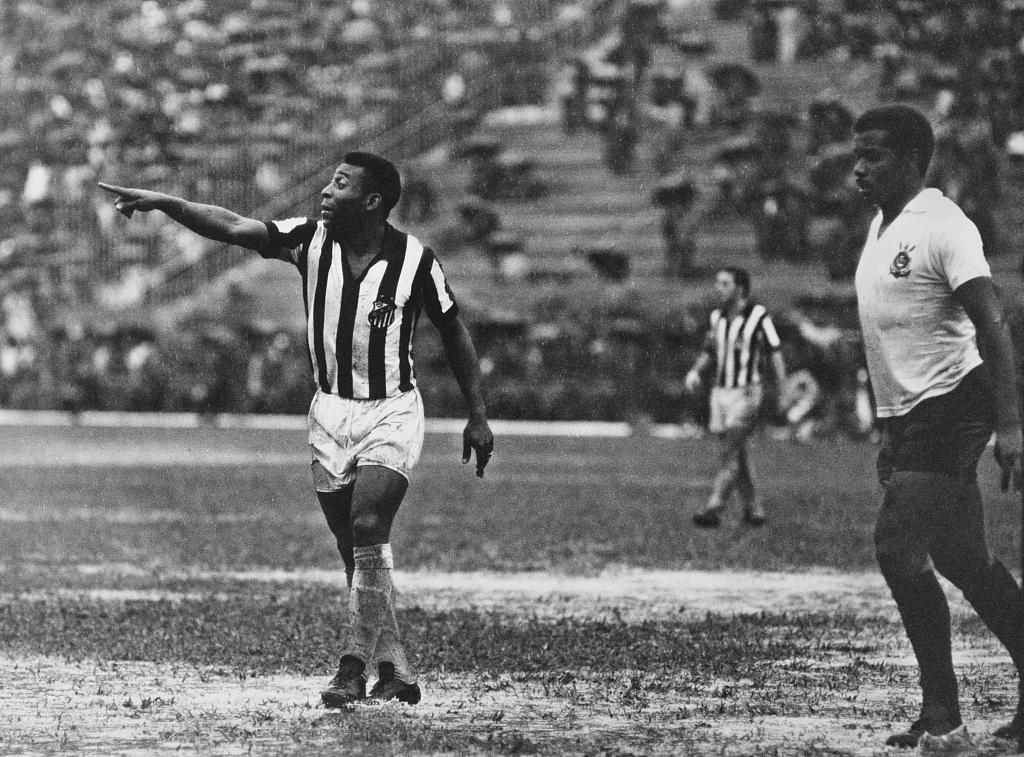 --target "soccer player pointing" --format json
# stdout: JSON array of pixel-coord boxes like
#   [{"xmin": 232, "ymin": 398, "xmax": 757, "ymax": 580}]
[
  {"xmin": 852, "ymin": 105, "xmax": 1024, "ymax": 747},
  {"xmin": 99, "ymin": 152, "xmax": 494, "ymax": 707}
]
